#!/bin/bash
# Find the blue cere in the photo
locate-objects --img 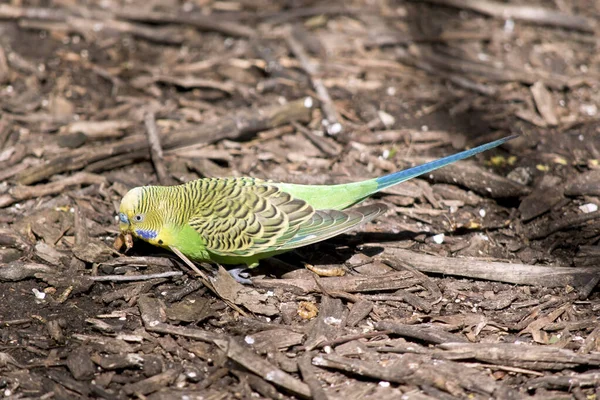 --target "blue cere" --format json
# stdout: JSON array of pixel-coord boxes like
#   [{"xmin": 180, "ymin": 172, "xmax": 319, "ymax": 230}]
[
  {"xmin": 119, "ymin": 213, "xmax": 129, "ymax": 223},
  {"xmin": 136, "ymin": 229, "xmax": 157, "ymax": 240}
]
